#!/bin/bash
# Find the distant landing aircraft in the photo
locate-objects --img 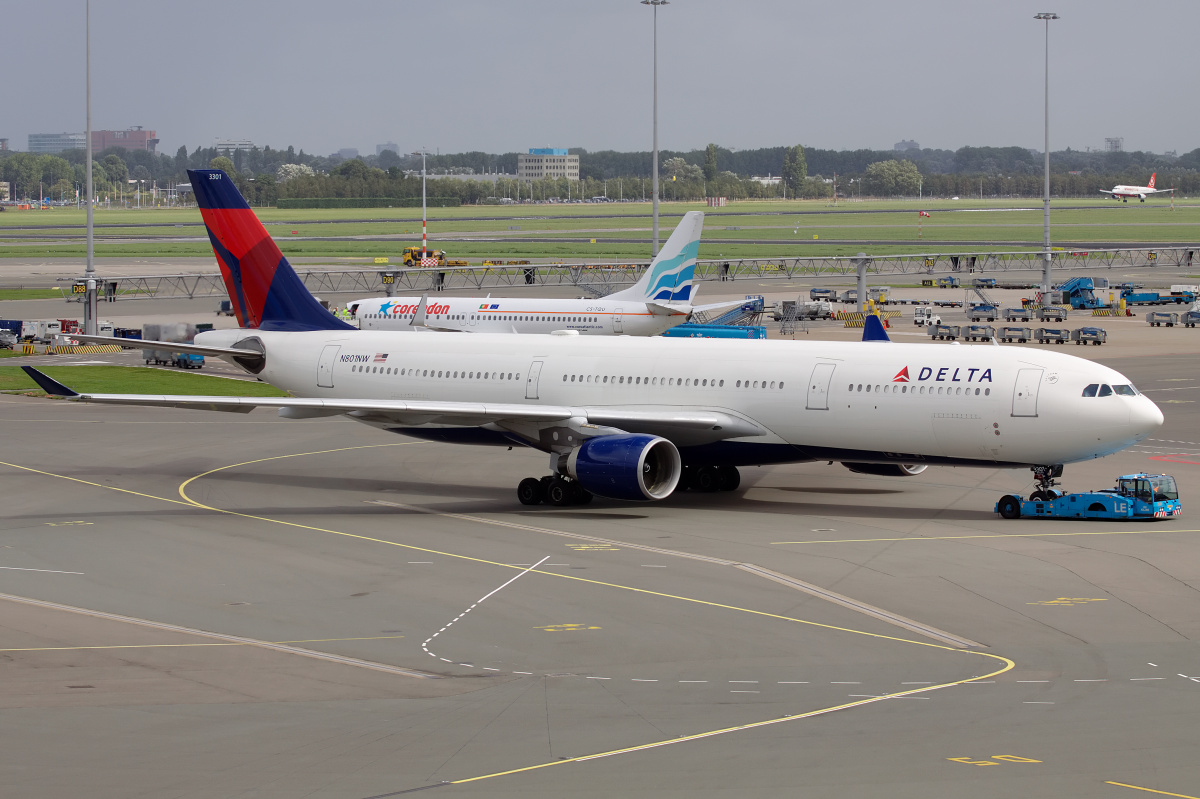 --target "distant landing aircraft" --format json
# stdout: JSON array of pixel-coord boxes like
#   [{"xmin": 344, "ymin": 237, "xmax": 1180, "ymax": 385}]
[{"xmin": 1100, "ymin": 172, "xmax": 1175, "ymax": 202}]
